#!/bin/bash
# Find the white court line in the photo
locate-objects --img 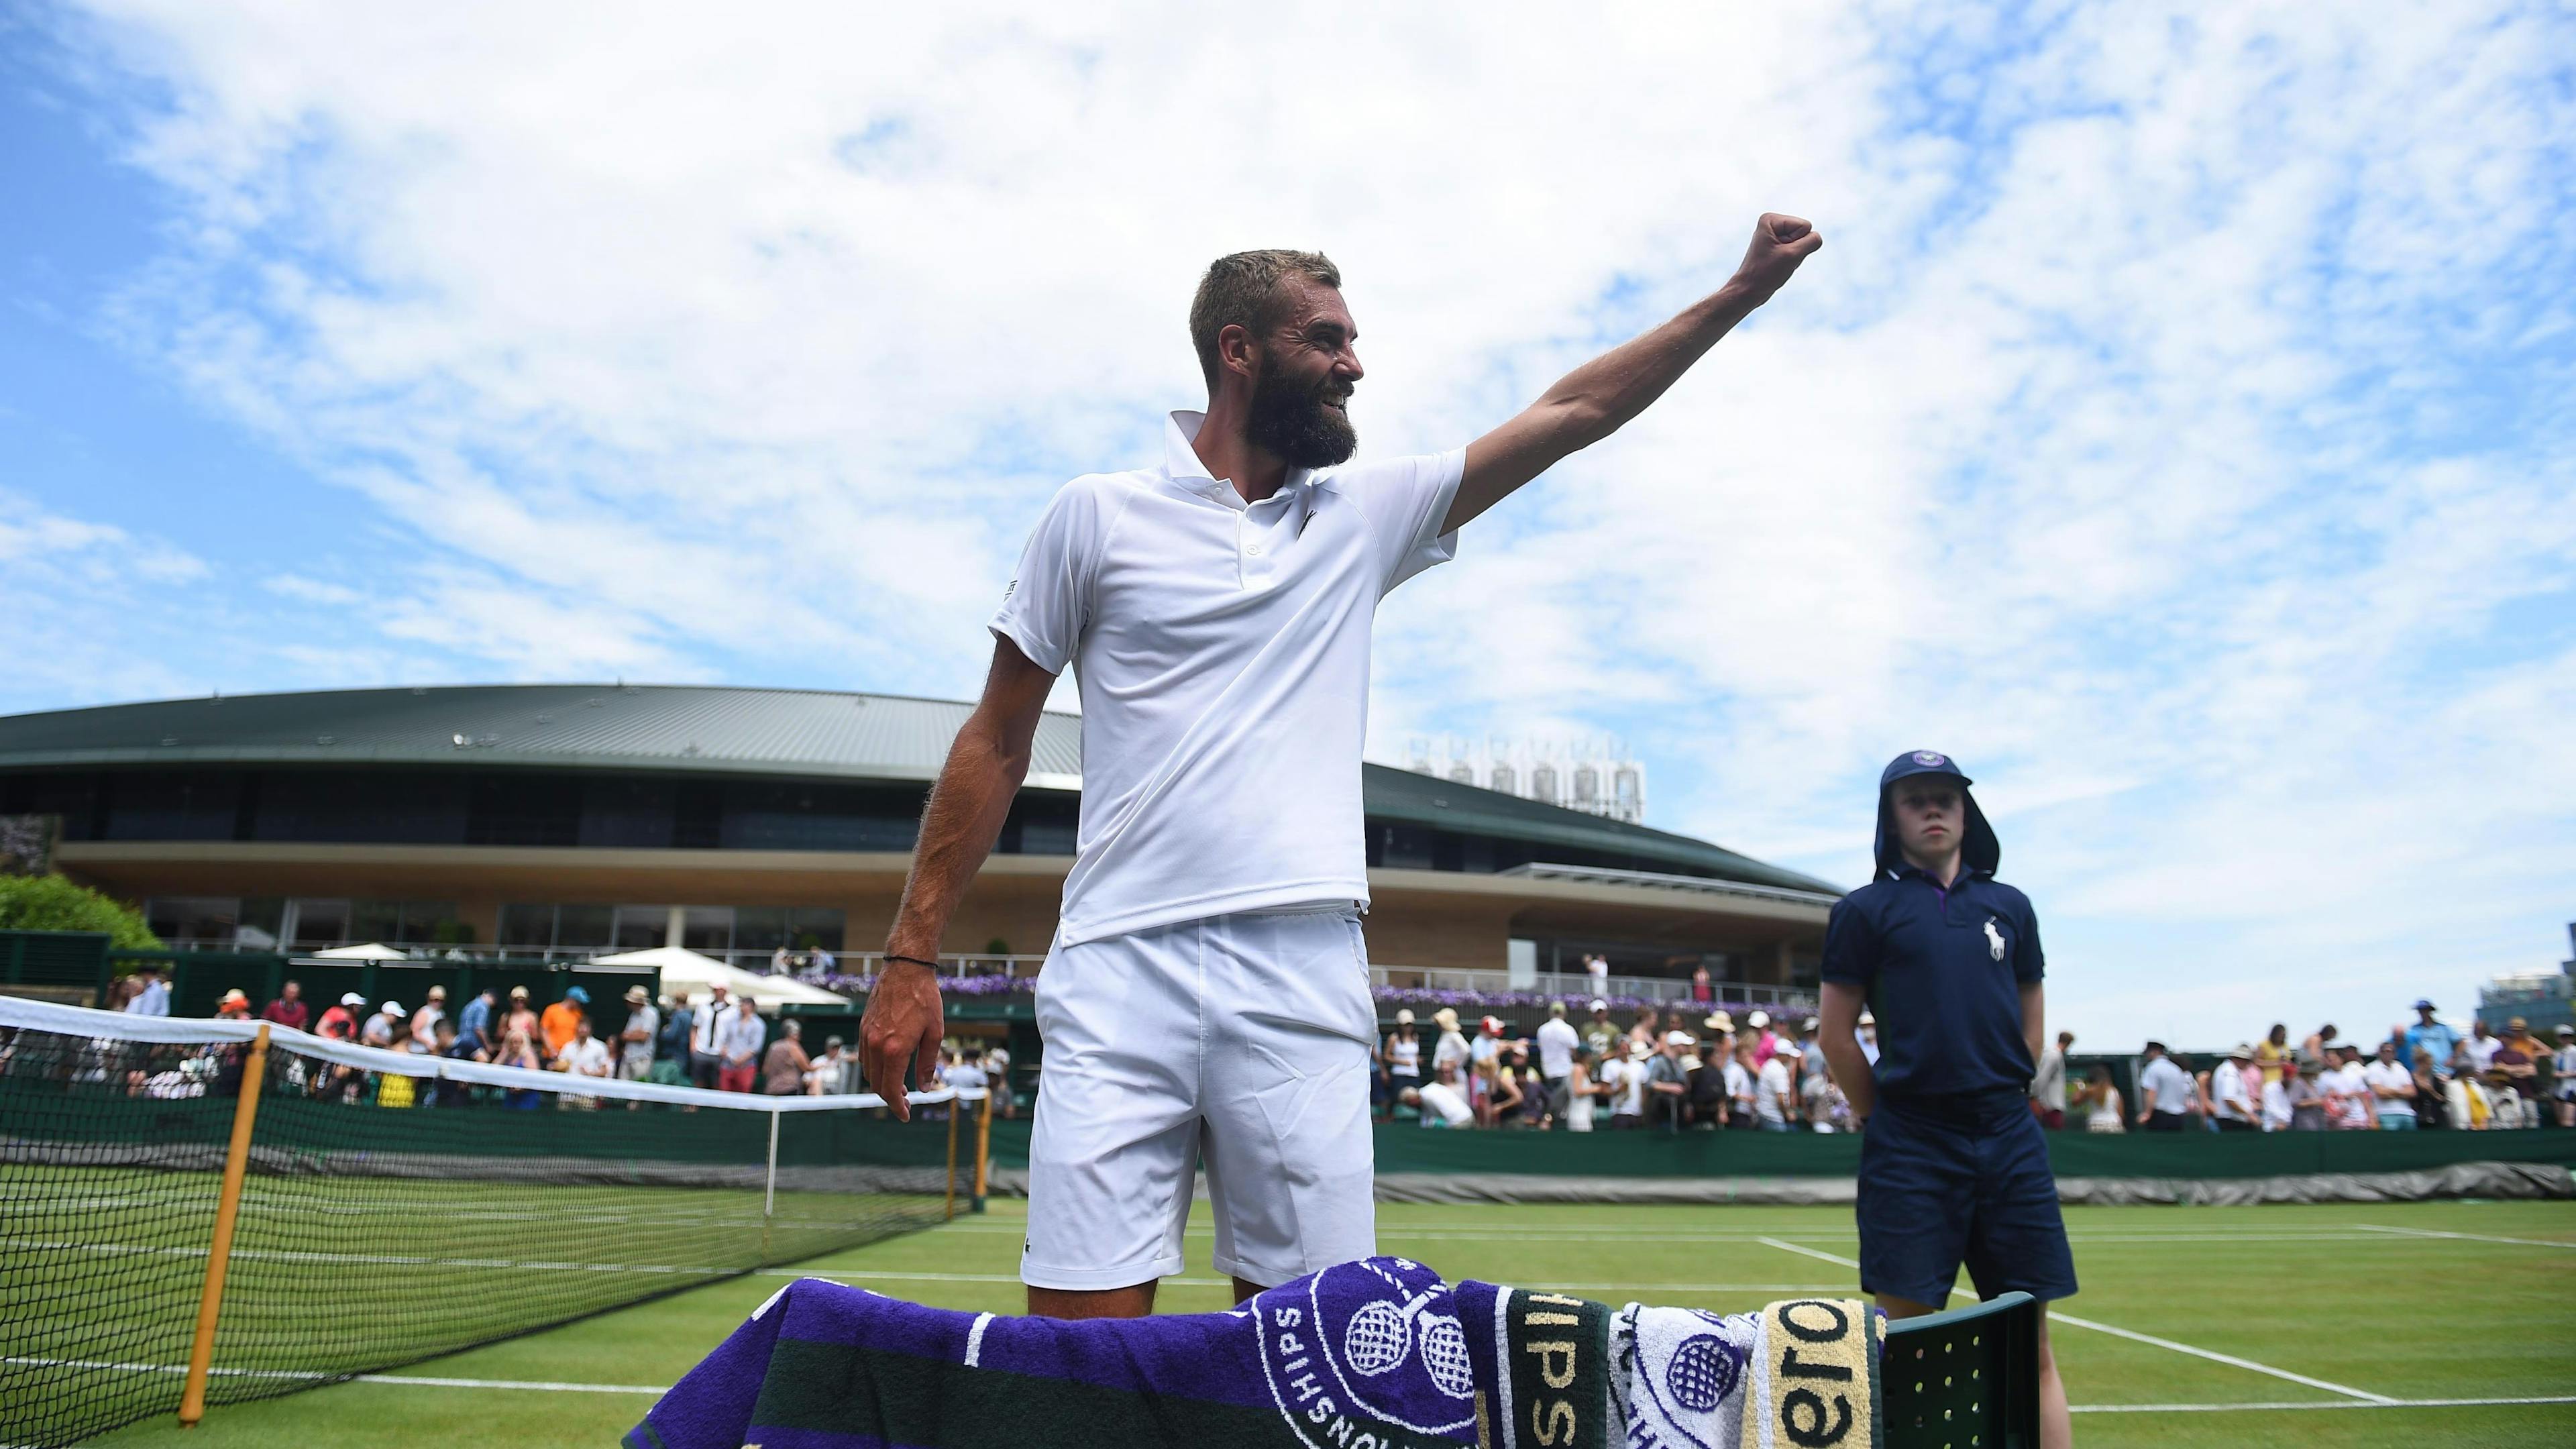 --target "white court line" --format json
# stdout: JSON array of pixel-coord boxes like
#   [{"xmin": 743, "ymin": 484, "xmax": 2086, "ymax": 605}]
[
  {"xmin": 2072, "ymin": 1395, "xmax": 2576, "ymax": 1414},
  {"xmin": 2353, "ymin": 1224, "xmax": 2576, "ymax": 1250},
  {"xmin": 1753, "ymin": 1237, "xmax": 2400, "ymax": 1406},
  {"xmin": 355, "ymin": 1373, "xmax": 664, "ymax": 1394}
]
